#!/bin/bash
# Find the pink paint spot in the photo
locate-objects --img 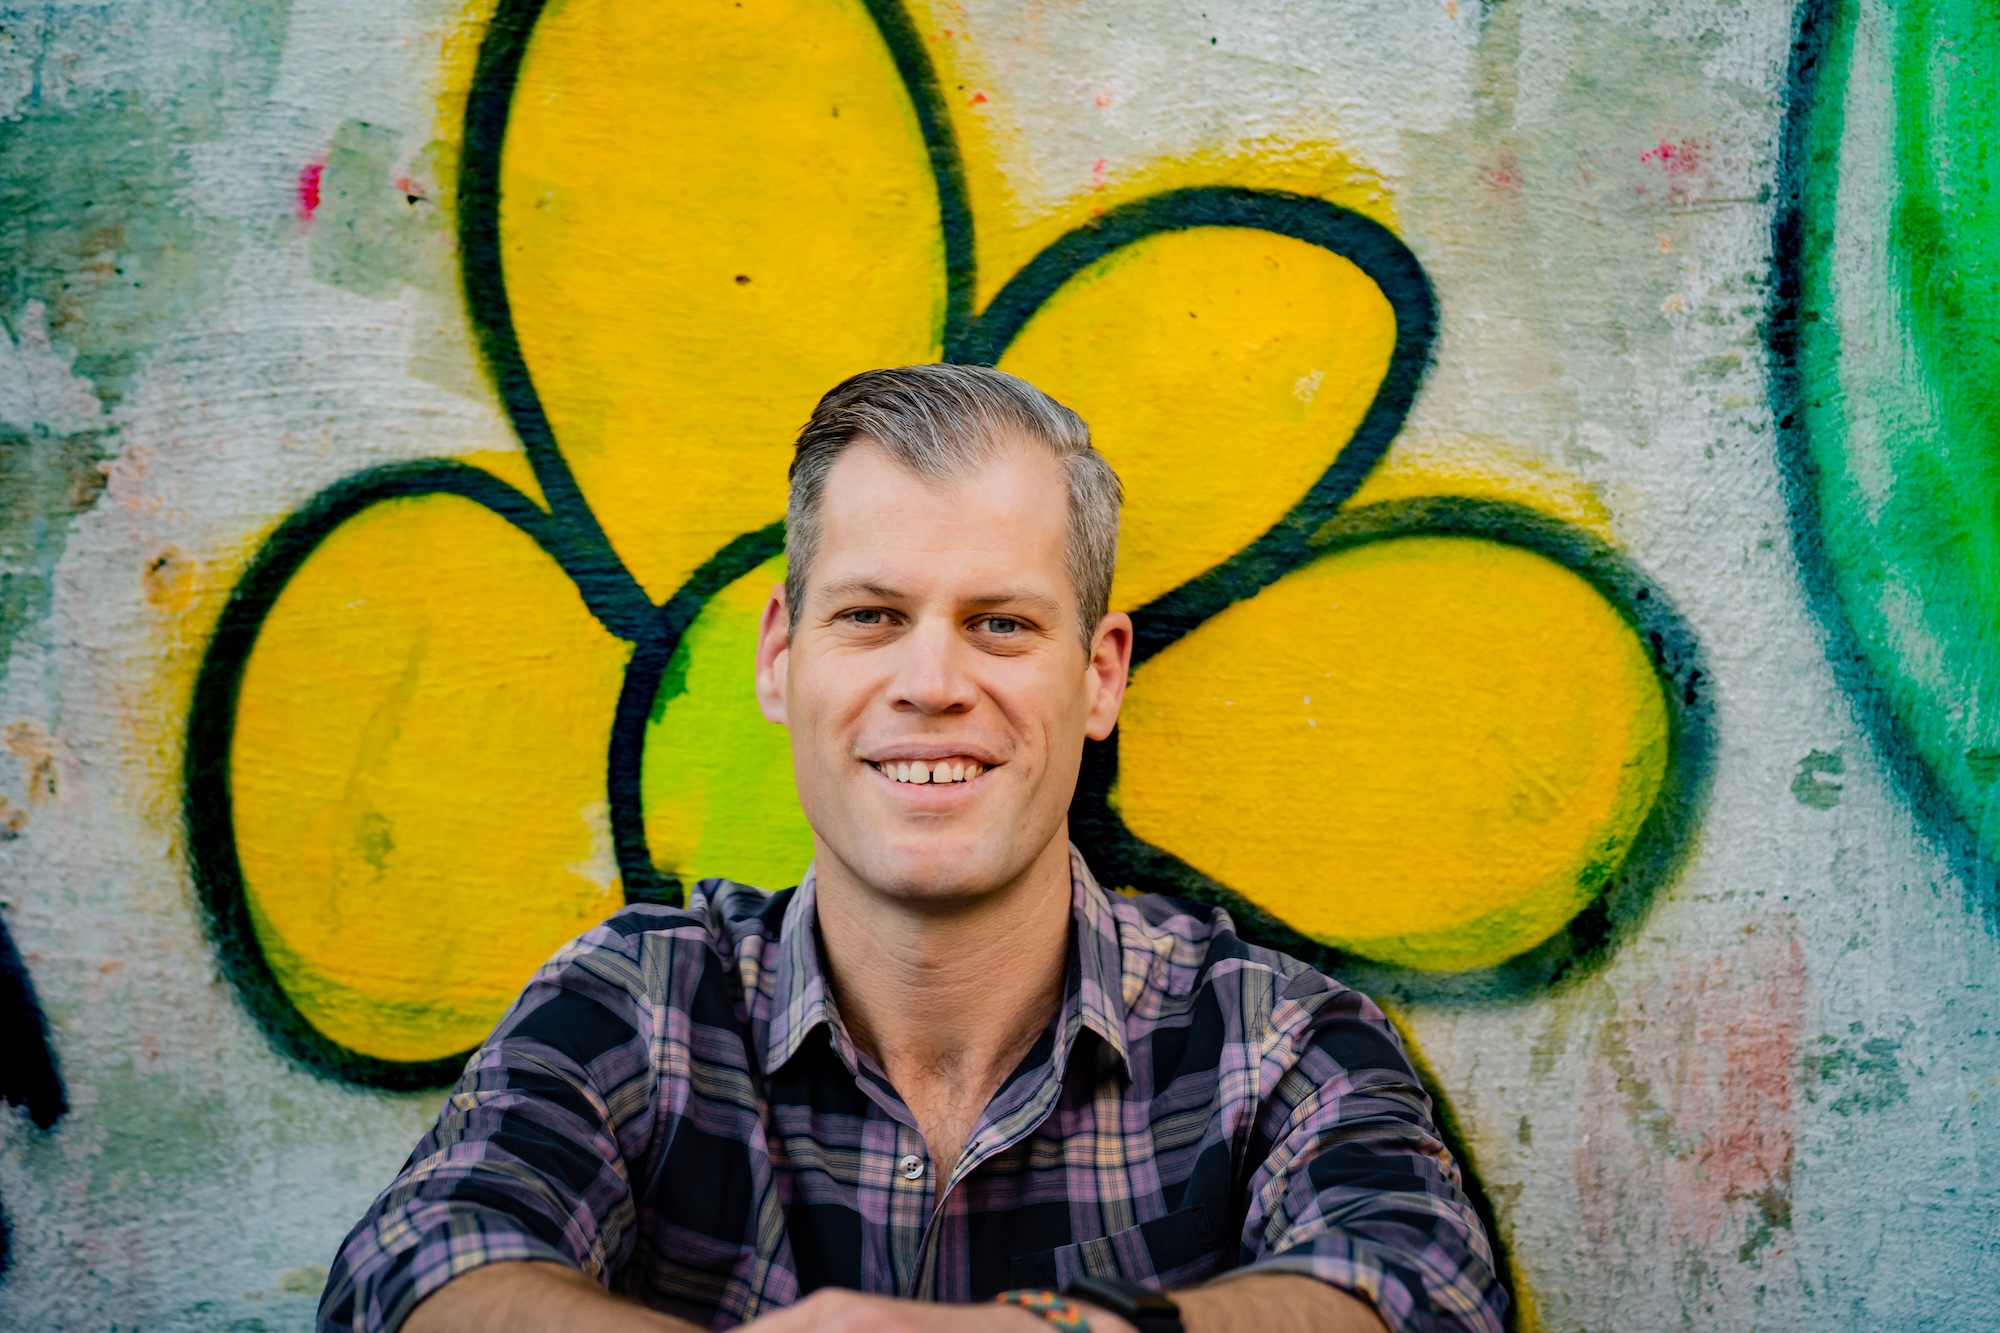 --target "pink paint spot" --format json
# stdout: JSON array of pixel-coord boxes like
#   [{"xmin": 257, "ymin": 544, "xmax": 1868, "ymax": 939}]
[
  {"xmin": 297, "ymin": 161, "xmax": 324, "ymax": 222},
  {"xmin": 1576, "ymin": 918, "xmax": 1806, "ymax": 1288},
  {"xmin": 1090, "ymin": 157, "xmax": 1108, "ymax": 189},
  {"xmin": 1095, "ymin": 86, "xmax": 1113, "ymax": 109},
  {"xmin": 1477, "ymin": 152, "xmax": 1522, "ymax": 194},
  {"xmin": 1636, "ymin": 137, "xmax": 1713, "ymax": 207},
  {"xmin": 1641, "ymin": 138, "xmax": 1704, "ymax": 176},
  {"xmin": 968, "ymin": 89, "xmax": 988, "ymax": 106}
]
